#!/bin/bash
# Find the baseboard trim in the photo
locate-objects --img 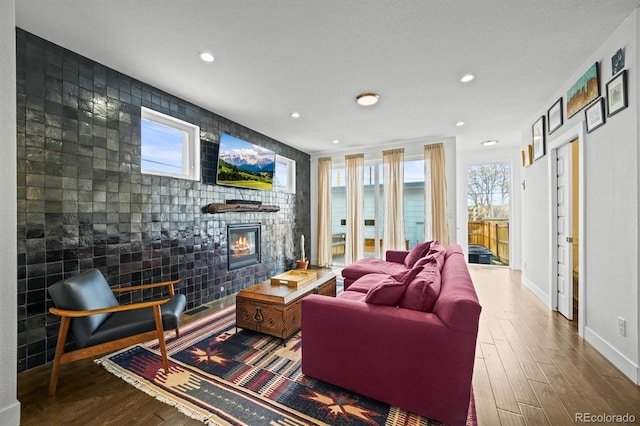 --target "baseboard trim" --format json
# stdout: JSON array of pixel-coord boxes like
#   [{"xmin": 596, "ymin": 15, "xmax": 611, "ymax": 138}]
[
  {"xmin": 521, "ymin": 275, "xmax": 551, "ymax": 308},
  {"xmin": 584, "ymin": 326, "xmax": 639, "ymax": 385},
  {"xmin": 0, "ymin": 400, "xmax": 20, "ymax": 426}
]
